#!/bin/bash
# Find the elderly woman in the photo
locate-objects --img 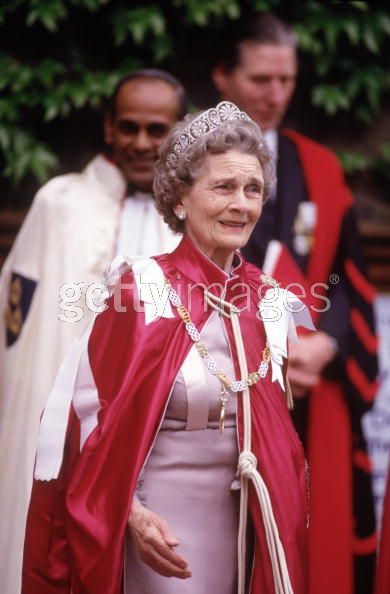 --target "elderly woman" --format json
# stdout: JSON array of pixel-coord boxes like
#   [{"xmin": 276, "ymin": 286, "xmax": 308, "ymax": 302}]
[{"xmin": 23, "ymin": 102, "xmax": 311, "ymax": 594}]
